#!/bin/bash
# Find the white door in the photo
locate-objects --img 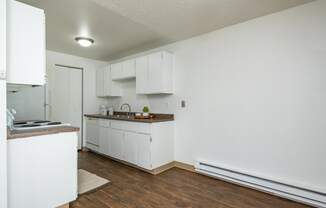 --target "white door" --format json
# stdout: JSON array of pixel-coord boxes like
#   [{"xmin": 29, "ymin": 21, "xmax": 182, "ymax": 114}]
[
  {"xmin": 109, "ymin": 128, "xmax": 124, "ymax": 160},
  {"xmin": 49, "ymin": 66, "xmax": 83, "ymax": 149},
  {"xmin": 124, "ymin": 132, "xmax": 139, "ymax": 165},
  {"xmin": 137, "ymin": 134, "xmax": 152, "ymax": 169}
]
